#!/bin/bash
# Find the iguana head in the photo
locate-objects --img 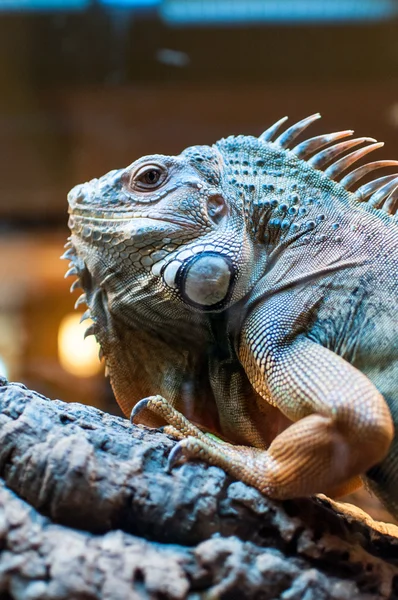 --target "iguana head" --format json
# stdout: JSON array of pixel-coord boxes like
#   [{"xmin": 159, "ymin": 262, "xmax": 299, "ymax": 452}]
[{"xmin": 66, "ymin": 146, "xmax": 260, "ymax": 323}]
